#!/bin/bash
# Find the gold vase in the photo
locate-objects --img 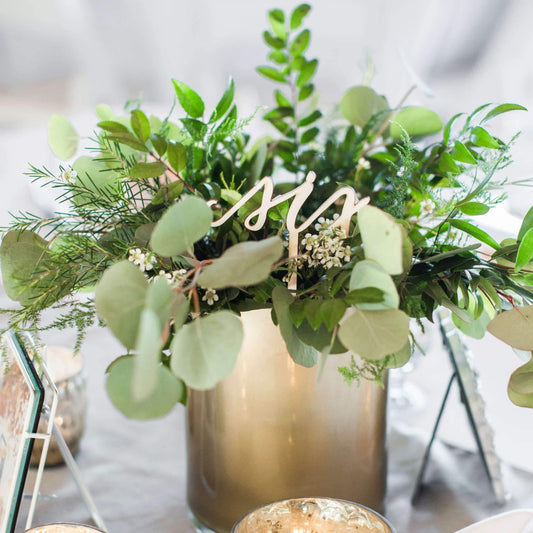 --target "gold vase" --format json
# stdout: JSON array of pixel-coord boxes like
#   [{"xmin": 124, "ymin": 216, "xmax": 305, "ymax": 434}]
[{"xmin": 186, "ymin": 309, "xmax": 388, "ymax": 533}]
